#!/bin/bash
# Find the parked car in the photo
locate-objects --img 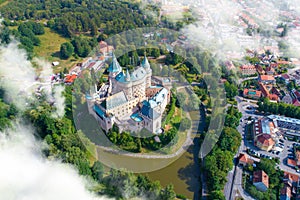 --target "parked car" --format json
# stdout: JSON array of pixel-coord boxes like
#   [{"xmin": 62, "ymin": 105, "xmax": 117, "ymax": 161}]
[{"xmin": 279, "ymin": 139, "xmax": 284, "ymax": 143}]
